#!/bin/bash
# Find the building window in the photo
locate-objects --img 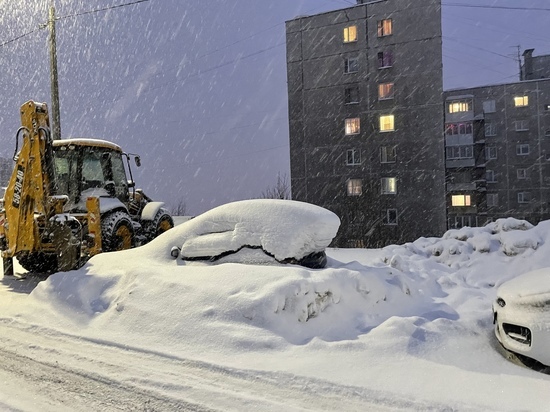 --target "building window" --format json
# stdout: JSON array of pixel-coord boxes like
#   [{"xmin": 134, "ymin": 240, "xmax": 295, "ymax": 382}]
[
  {"xmin": 346, "ymin": 149, "xmax": 361, "ymax": 165},
  {"xmin": 379, "ymin": 114, "xmax": 395, "ymax": 132},
  {"xmin": 486, "ymin": 170, "xmax": 496, "ymax": 183},
  {"xmin": 445, "ymin": 123, "xmax": 473, "ymax": 136},
  {"xmin": 448, "ymin": 100, "xmax": 471, "ymax": 113},
  {"xmin": 518, "ymin": 192, "xmax": 531, "ymax": 203},
  {"xmin": 345, "ymin": 118, "xmax": 360, "ymax": 135},
  {"xmin": 343, "ymin": 25, "xmax": 358, "ymax": 43},
  {"xmin": 517, "ymin": 168, "xmax": 527, "ymax": 179},
  {"xmin": 380, "ymin": 145, "xmax": 397, "ymax": 163},
  {"xmin": 514, "ymin": 96, "xmax": 529, "ymax": 107},
  {"xmin": 377, "ymin": 19, "xmax": 393, "ymax": 37},
  {"xmin": 344, "ymin": 86, "xmax": 359, "ymax": 104},
  {"xmin": 516, "ymin": 144, "xmax": 530, "ymax": 155},
  {"xmin": 487, "ymin": 193, "xmax": 498, "ymax": 207},
  {"xmin": 545, "ymin": 104, "xmax": 550, "ymax": 111},
  {"xmin": 445, "ymin": 145, "xmax": 473, "ymax": 160},
  {"xmin": 483, "ymin": 100, "xmax": 496, "ymax": 113},
  {"xmin": 347, "ymin": 179, "xmax": 362, "ymax": 196},
  {"xmin": 378, "ymin": 82, "xmax": 394, "ymax": 100},
  {"xmin": 514, "ymin": 120, "xmax": 529, "ymax": 131},
  {"xmin": 485, "ymin": 146, "xmax": 497, "ymax": 160},
  {"xmin": 377, "ymin": 51, "xmax": 393, "ymax": 68},
  {"xmin": 485, "ymin": 122, "xmax": 496, "ymax": 136},
  {"xmin": 381, "ymin": 177, "xmax": 397, "ymax": 194},
  {"xmin": 344, "ymin": 56, "xmax": 359, "ymax": 74},
  {"xmin": 383, "ymin": 209, "xmax": 398, "ymax": 225},
  {"xmin": 452, "ymin": 195, "xmax": 471, "ymax": 207}
]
